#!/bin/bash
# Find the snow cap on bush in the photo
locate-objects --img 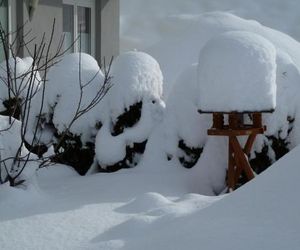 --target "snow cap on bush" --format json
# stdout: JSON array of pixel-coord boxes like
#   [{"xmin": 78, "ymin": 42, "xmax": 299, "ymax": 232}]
[
  {"xmin": 46, "ymin": 53, "xmax": 106, "ymax": 141},
  {"xmin": 0, "ymin": 57, "xmax": 41, "ymax": 111},
  {"xmin": 0, "ymin": 115, "xmax": 29, "ymax": 182},
  {"xmin": 197, "ymin": 31, "xmax": 277, "ymax": 113},
  {"xmin": 108, "ymin": 51, "xmax": 163, "ymax": 122}
]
